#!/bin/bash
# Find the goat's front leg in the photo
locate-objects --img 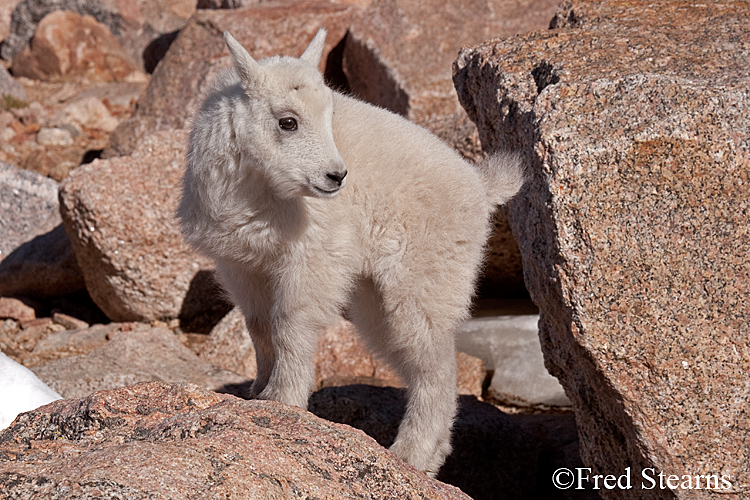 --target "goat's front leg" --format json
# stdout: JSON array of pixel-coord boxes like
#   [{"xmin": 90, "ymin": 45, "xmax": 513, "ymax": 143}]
[{"xmin": 256, "ymin": 306, "xmax": 321, "ymax": 409}]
